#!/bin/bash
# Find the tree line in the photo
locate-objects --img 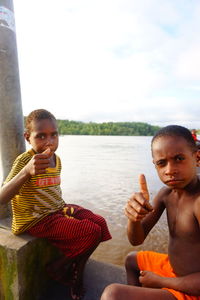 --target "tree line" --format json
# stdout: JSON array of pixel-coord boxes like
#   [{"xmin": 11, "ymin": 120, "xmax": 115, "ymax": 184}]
[{"xmin": 57, "ymin": 120, "xmax": 161, "ymax": 136}]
